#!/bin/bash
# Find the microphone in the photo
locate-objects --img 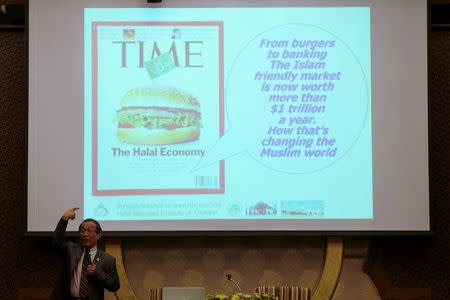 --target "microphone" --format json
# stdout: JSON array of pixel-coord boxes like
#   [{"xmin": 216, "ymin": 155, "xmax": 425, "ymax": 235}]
[{"xmin": 226, "ymin": 273, "xmax": 242, "ymax": 293}]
